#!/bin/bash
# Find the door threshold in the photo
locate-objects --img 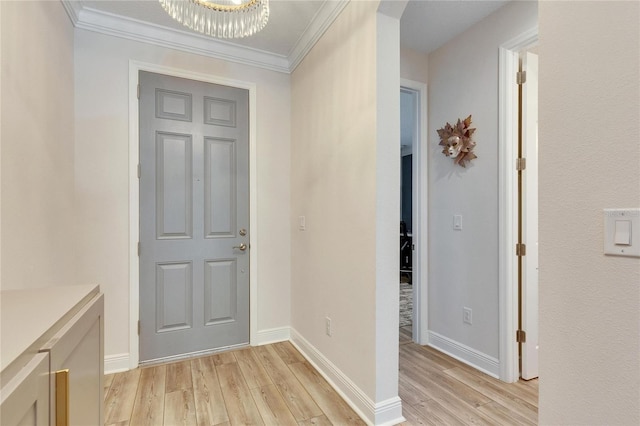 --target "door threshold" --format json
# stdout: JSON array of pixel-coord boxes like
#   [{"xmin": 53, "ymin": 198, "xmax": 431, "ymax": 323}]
[{"xmin": 139, "ymin": 342, "xmax": 250, "ymax": 367}]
